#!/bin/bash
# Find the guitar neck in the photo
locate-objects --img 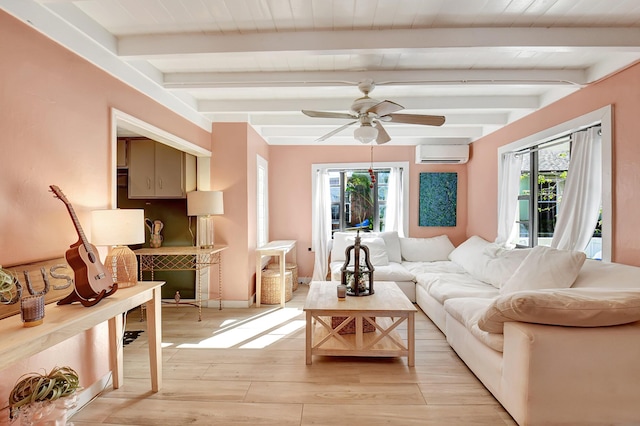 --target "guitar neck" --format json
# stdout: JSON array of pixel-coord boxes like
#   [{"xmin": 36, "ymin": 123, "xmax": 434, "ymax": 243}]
[
  {"xmin": 65, "ymin": 203, "xmax": 92, "ymax": 251},
  {"xmin": 50, "ymin": 185, "xmax": 98, "ymax": 261}
]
